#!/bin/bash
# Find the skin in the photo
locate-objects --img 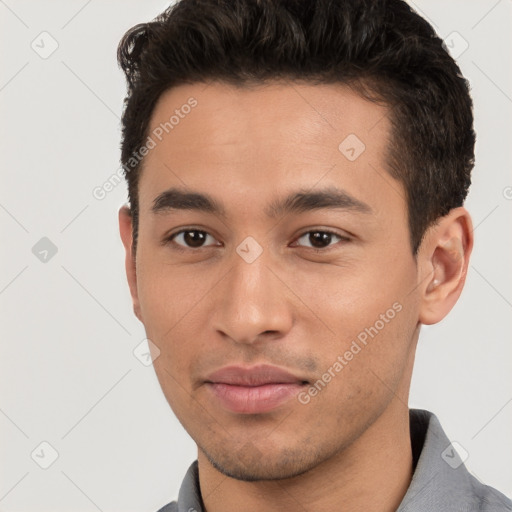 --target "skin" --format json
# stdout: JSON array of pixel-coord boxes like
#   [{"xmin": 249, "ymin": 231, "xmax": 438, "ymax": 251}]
[{"xmin": 119, "ymin": 81, "xmax": 473, "ymax": 512}]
